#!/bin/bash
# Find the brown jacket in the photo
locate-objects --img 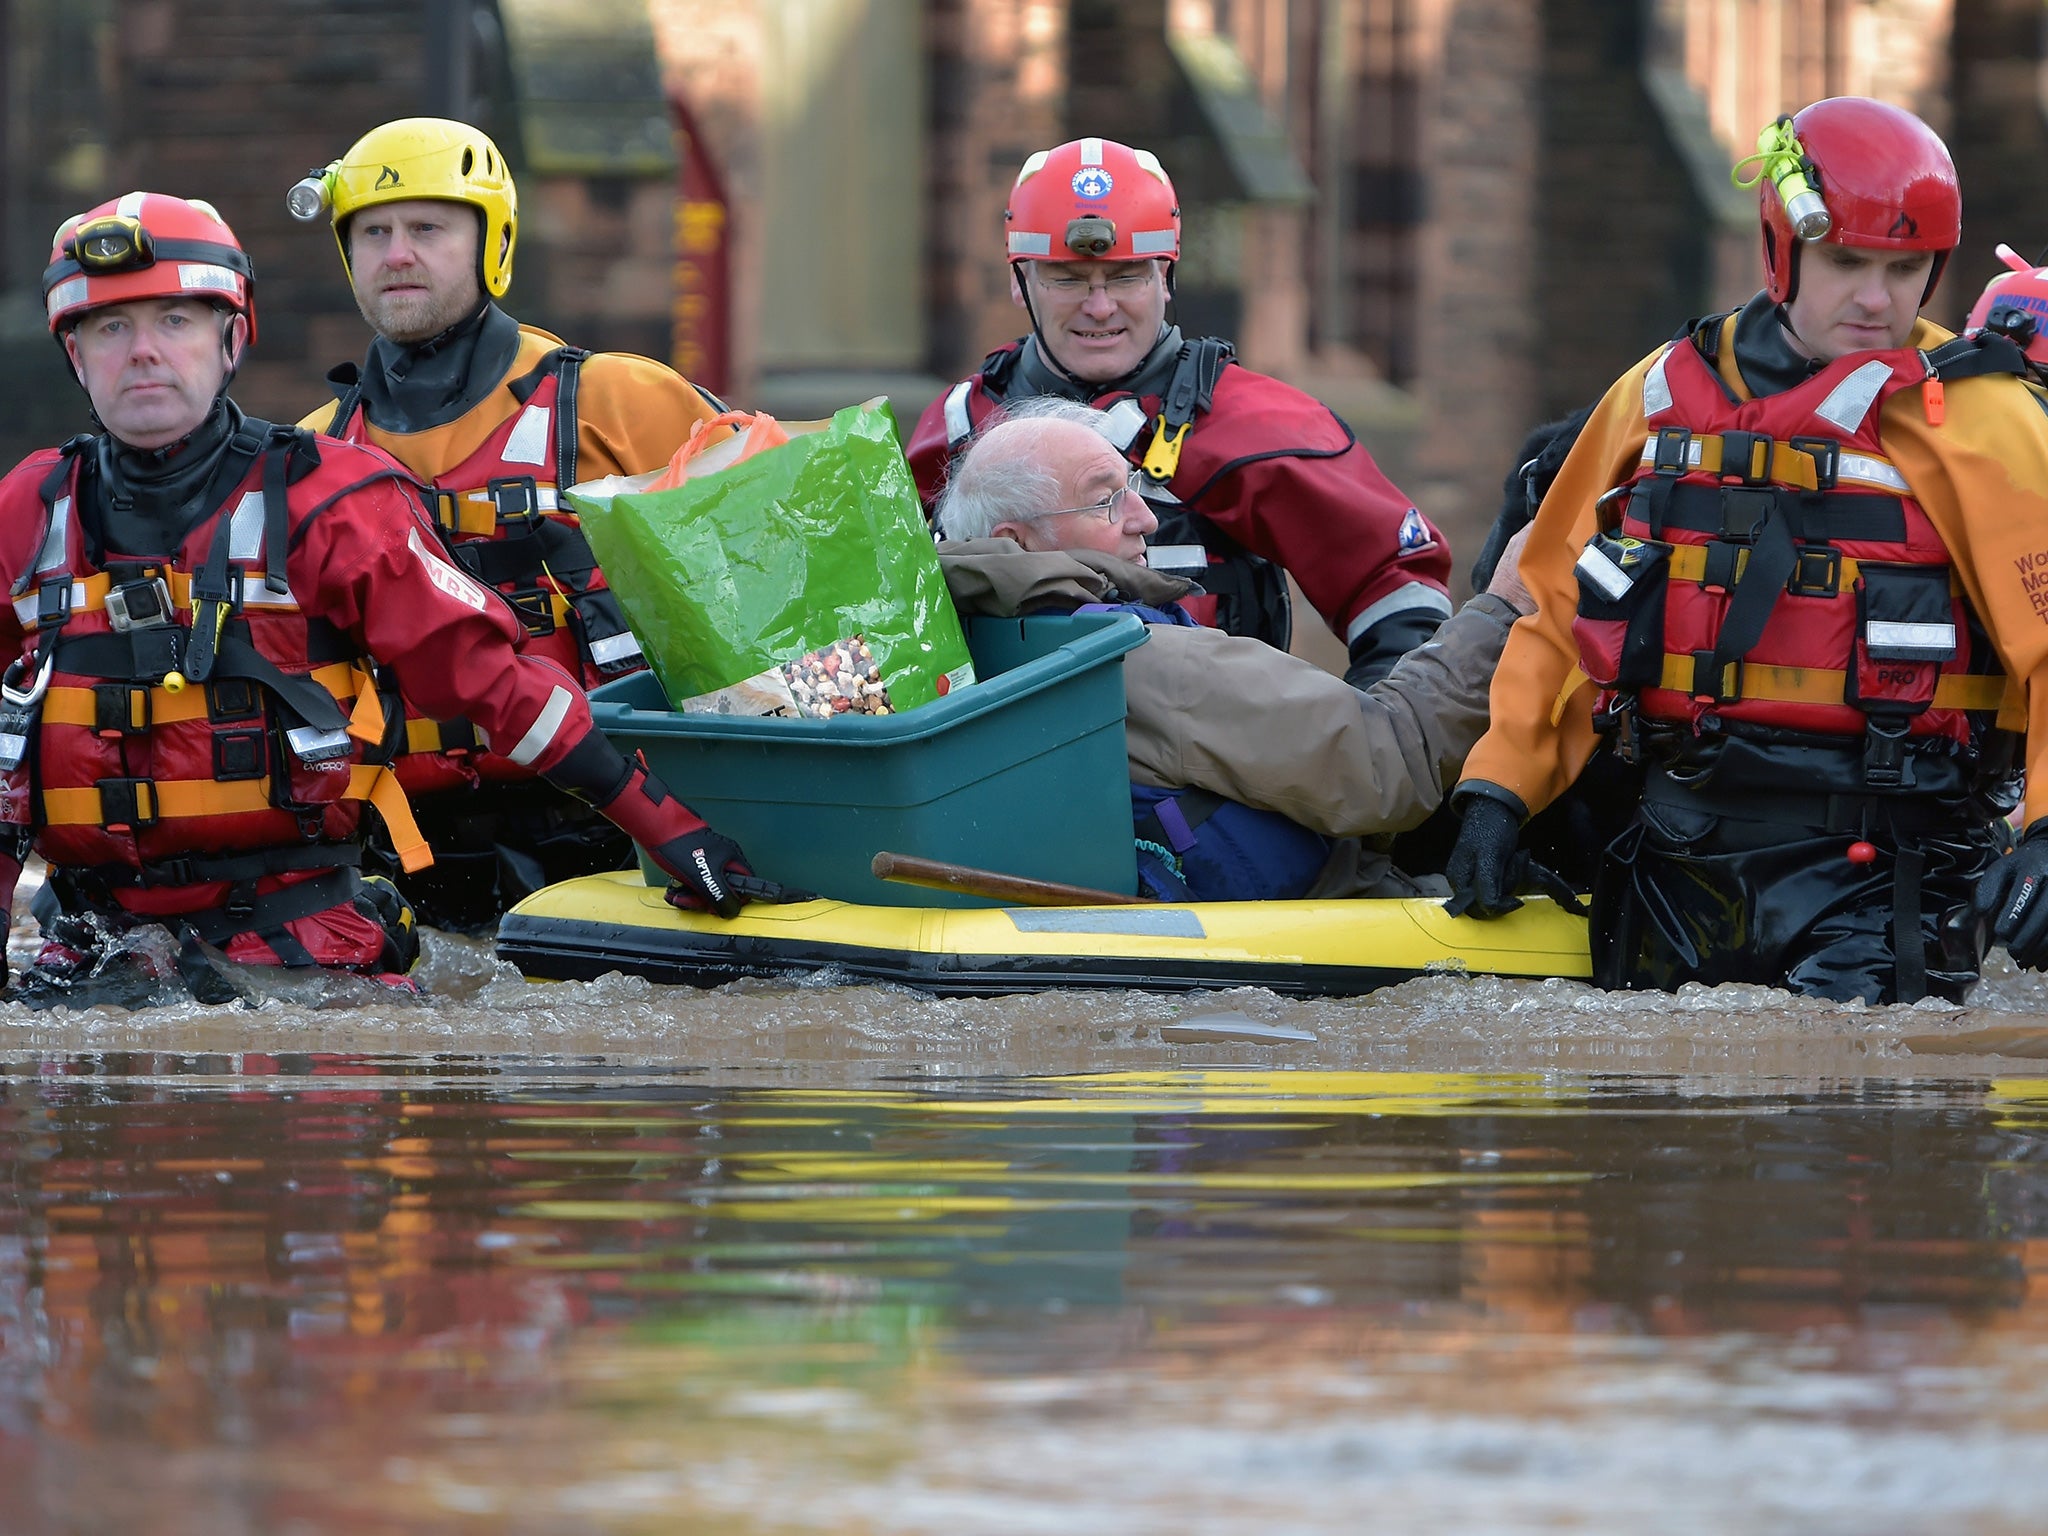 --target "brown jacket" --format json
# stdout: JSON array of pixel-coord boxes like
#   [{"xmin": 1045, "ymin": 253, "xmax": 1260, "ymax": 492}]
[{"xmin": 939, "ymin": 539, "xmax": 1517, "ymax": 857}]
